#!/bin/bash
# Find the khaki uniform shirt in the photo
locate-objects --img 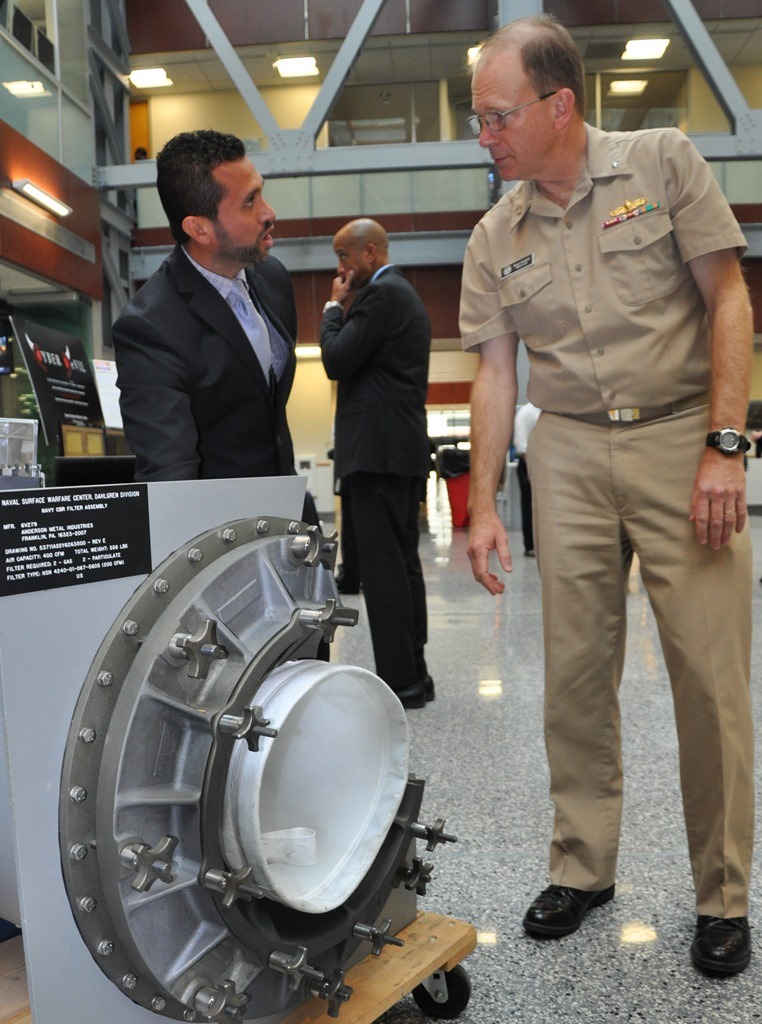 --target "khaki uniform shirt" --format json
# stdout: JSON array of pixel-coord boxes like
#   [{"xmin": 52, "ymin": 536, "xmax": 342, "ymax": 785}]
[{"xmin": 460, "ymin": 125, "xmax": 746, "ymax": 416}]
